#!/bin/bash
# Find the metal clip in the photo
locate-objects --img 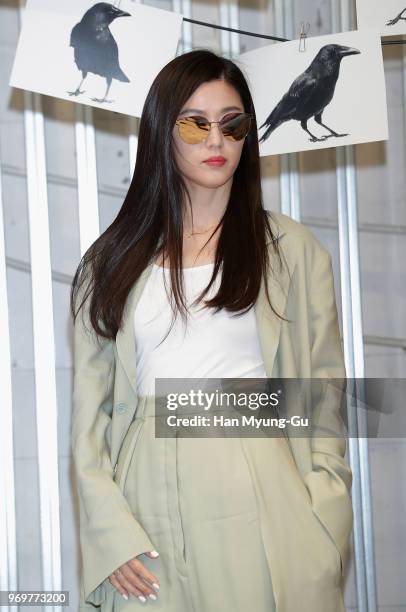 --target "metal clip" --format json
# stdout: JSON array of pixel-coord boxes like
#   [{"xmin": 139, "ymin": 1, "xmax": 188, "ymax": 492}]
[{"xmin": 298, "ymin": 21, "xmax": 310, "ymax": 52}]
